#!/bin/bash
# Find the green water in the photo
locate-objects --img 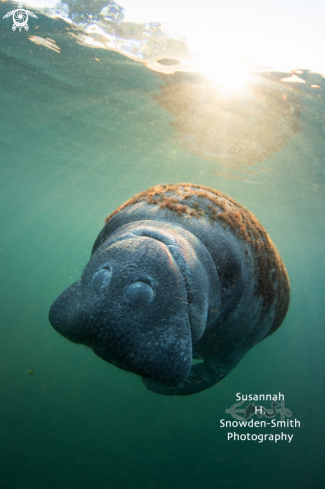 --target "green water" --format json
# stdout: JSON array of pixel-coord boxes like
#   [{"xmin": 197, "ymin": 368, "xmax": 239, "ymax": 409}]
[{"xmin": 1, "ymin": 6, "xmax": 325, "ymax": 489}]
